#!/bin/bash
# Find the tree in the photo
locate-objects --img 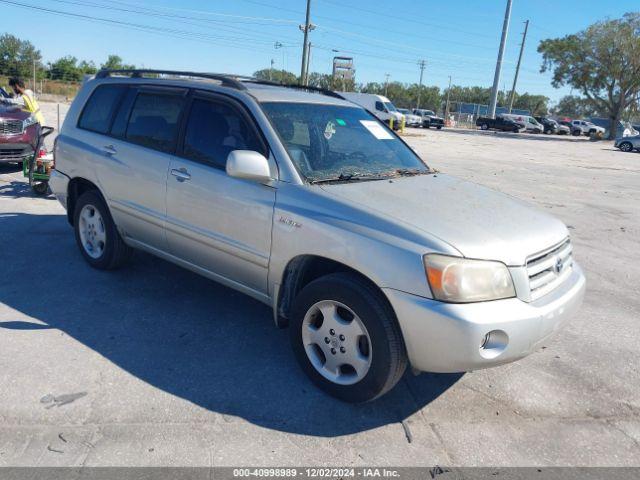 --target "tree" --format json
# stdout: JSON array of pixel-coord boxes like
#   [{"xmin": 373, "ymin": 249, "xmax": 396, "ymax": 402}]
[
  {"xmin": 0, "ymin": 33, "xmax": 42, "ymax": 79},
  {"xmin": 511, "ymin": 93, "xmax": 550, "ymax": 116},
  {"xmin": 538, "ymin": 12, "xmax": 640, "ymax": 138},
  {"xmin": 101, "ymin": 54, "xmax": 135, "ymax": 71},
  {"xmin": 253, "ymin": 68, "xmax": 298, "ymax": 84},
  {"xmin": 552, "ymin": 95, "xmax": 598, "ymax": 118},
  {"xmin": 48, "ymin": 56, "xmax": 82, "ymax": 82}
]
